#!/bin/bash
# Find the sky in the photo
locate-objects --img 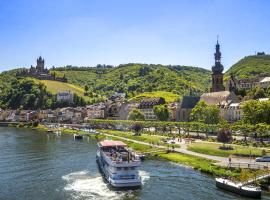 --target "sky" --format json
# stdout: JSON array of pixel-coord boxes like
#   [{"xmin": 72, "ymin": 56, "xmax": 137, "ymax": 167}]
[{"xmin": 0, "ymin": 0, "xmax": 270, "ymax": 72}]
